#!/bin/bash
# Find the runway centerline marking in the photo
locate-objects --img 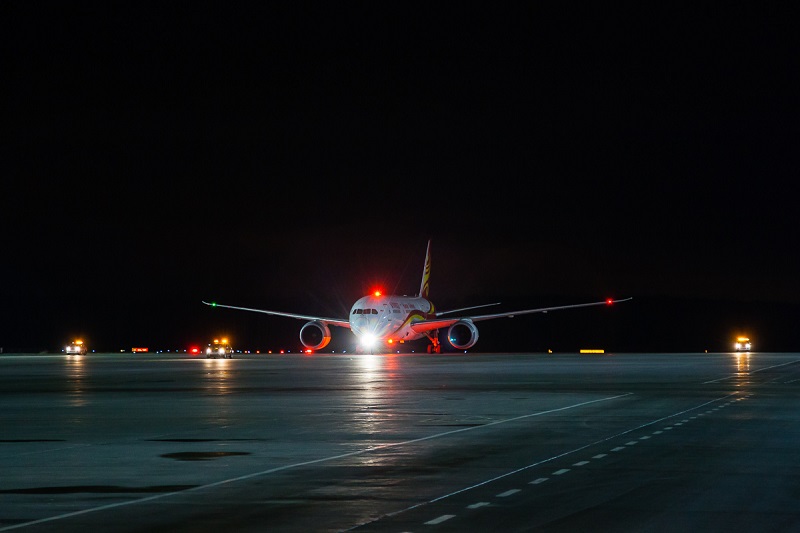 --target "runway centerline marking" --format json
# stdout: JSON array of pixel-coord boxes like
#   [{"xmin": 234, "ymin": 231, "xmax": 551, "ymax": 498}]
[
  {"xmin": 467, "ymin": 502, "xmax": 490, "ymax": 509},
  {"xmin": 425, "ymin": 515, "xmax": 455, "ymax": 525}
]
